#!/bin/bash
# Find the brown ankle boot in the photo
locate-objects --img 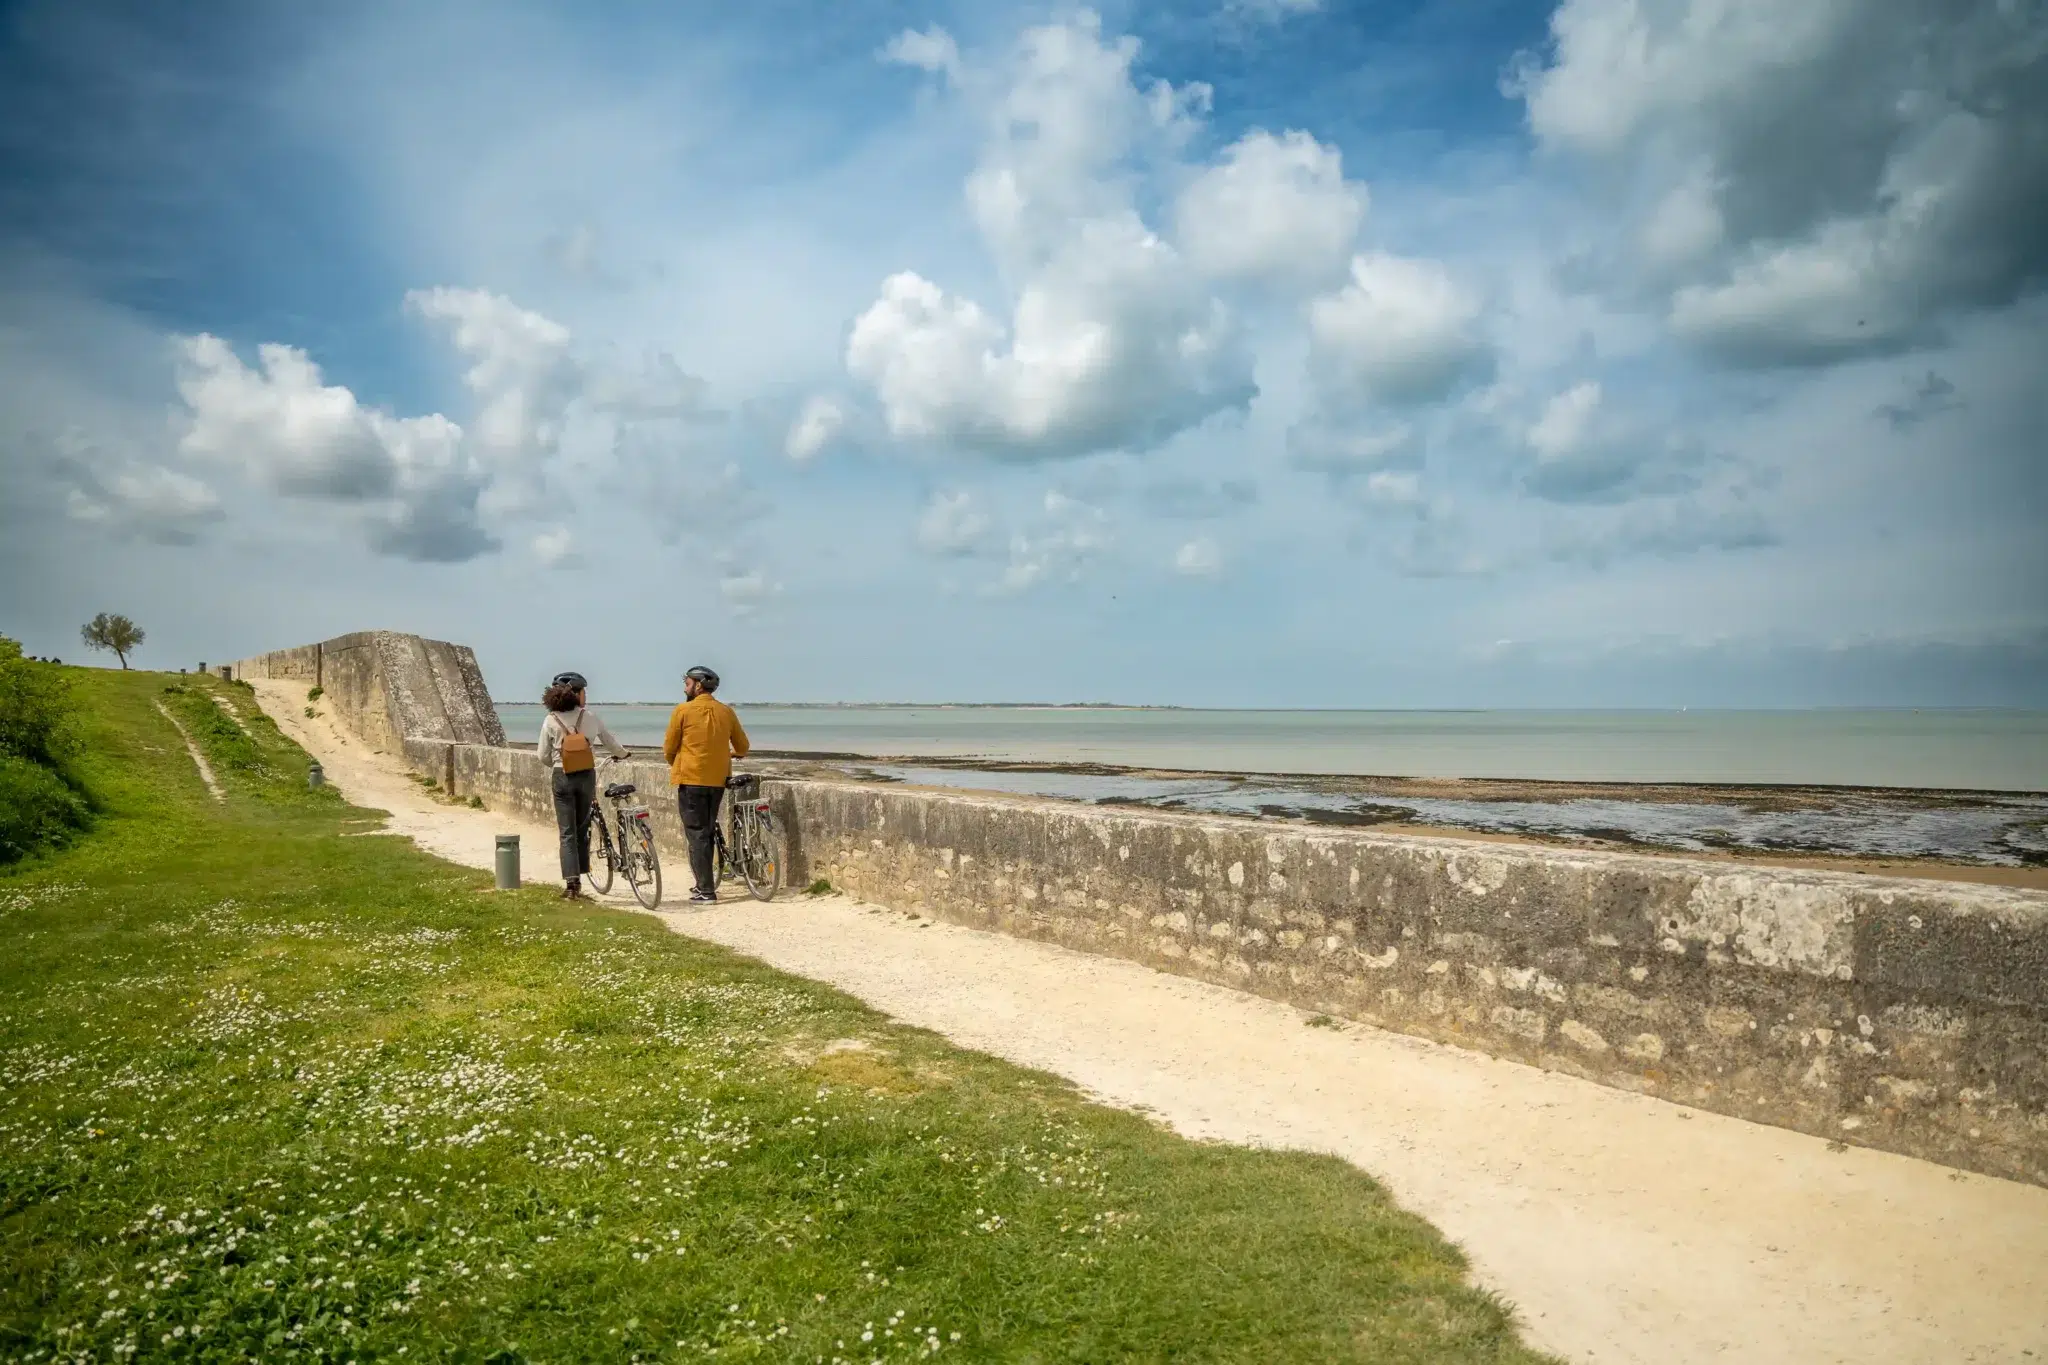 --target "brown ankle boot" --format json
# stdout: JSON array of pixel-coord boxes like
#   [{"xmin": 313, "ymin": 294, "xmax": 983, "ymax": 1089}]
[{"xmin": 562, "ymin": 880, "xmax": 582, "ymax": 900}]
